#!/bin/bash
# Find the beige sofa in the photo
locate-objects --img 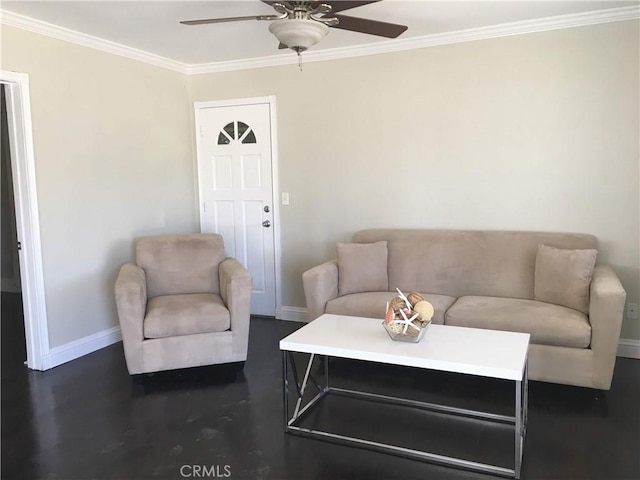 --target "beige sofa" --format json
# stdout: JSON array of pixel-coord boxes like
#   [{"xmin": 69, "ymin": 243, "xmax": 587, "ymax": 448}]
[{"xmin": 302, "ymin": 229, "xmax": 626, "ymax": 390}]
